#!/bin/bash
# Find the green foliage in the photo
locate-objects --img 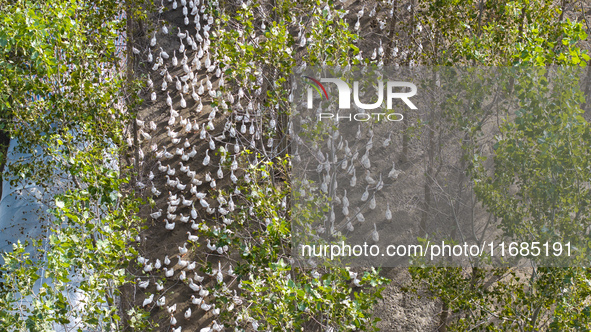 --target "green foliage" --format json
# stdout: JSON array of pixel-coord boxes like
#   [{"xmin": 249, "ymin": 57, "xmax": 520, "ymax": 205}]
[
  {"xmin": 3, "ymin": 0, "xmax": 590, "ymax": 330},
  {"xmin": 0, "ymin": 0, "xmax": 146, "ymax": 329},
  {"xmin": 407, "ymin": 1, "xmax": 591, "ymax": 330},
  {"xmin": 417, "ymin": 0, "xmax": 590, "ymax": 66},
  {"xmin": 126, "ymin": 307, "xmax": 155, "ymax": 331},
  {"xmin": 473, "ymin": 69, "xmax": 591, "ymax": 252},
  {"xmin": 223, "ymin": 155, "xmax": 387, "ymax": 331},
  {"xmin": 0, "ymin": 0, "xmax": 144, "ymax": 188},
  {"xmin": 0, "ymin": 163, "xmax": 141, "ymax": 330},
  {"xmin": 211, "ymin": 1, "xmax": 388, "ymax": 330}
]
